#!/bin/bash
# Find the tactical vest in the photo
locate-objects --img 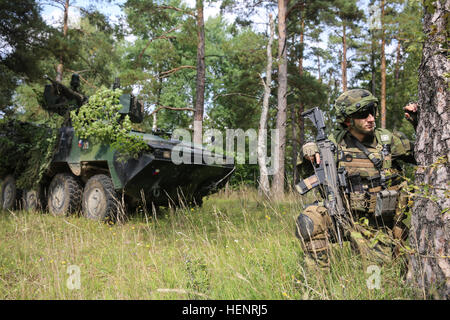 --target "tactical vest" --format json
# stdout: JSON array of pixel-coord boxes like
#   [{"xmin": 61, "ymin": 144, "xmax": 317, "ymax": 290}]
[{"xmin": 332, "ymin": 128, "xmax": 402, "ymax": 214}]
